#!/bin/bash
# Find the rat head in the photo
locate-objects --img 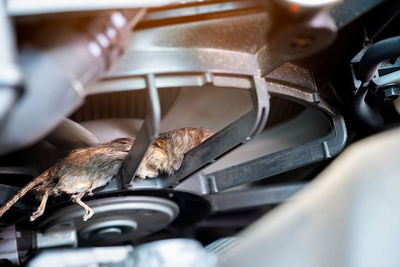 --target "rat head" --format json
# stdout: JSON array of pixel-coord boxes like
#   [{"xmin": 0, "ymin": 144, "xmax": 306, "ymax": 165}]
[{"xmin": 136, "ymin": 128, "xmax": 214, "ymax": 179}]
